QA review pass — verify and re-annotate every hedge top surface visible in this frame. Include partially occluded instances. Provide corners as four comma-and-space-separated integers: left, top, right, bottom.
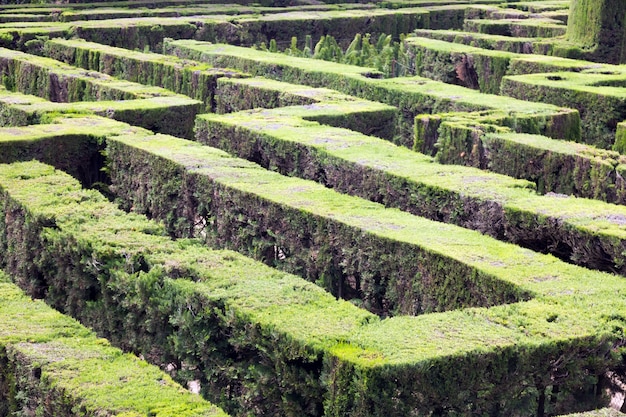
0, 114, 149, 141
5, 160, 626, 373
165, 40, 577, 119
198, 108, 626, 279
111, 131, 626, 299
503, 71, 626, 98
0, 160, 376, 352
0, 272, 228, 417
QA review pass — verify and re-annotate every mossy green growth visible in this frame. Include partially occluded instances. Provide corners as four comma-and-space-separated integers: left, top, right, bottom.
463, 17, 567, 38
196, 108, 626, 275
614, 121, 626, 154
567, 0, 626, 64
0, 160, 375, 416
215, 76, 398, 140
0, 46, 187, 103
501, 71, 626, 149
405, 35, 614, 94
0, 275, 227, 417
0, 86, 202, 138
164, 40, 580, 145
1, 161, 626, 416
44, 38, 247, 111
413, 28, 539, 53
483, 131, 626, 201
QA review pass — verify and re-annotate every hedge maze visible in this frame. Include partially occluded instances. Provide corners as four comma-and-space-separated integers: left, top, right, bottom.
2, 0, 626, 416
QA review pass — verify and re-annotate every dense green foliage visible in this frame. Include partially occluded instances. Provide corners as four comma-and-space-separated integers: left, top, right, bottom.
0, 271, 227, 417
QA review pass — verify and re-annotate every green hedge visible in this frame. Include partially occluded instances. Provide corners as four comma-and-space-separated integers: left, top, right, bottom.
0, 159, 376, 417
44, 38, 247, 112
0, 47, 203, 138
566, 0, 626, 64
501, 71, 626, 150
215, 77, 398, 140
163, 39, 580, 147
405, 36, 608, 94
413, 28, 539, 53
106, 131, 545, 316
1, 159, 625, 416
0, 86, 202, 138
0, 115, 149, 187
196, 109, 626, 275
463, 17, 567, 38
0, 271, 228, 417
413, 111, 626, 204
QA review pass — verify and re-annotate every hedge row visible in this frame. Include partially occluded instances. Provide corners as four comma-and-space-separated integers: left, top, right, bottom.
44, 38, 246, 112
463, 17, 567, 38
0, 5, 463, 53
51, 3, 374, 23
404, 36, 626, 149
405, 36, 605, 94
163, 39, 580, 147
195, 104, 626, 275
413, 28, 541, 53
95, 127, 622, 416
40, 38, 399, 139
0, 86, 202, 138
0, 114, 147, 187
0, 271, 227, 417
0, 158, 374, 417
0, 47, 202, 137
1, 156, 625, 417
501, 71, 626, 150
106, 130, 533, 316
414, 111, 626, 204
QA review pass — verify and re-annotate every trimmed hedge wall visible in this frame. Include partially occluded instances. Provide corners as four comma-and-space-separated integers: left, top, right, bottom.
44, 38, 247, 112
195, 108, 626, 275
413, 111, 626, 205
0, 159, 375, 417
0, 48, 202, 138
405, 36, 609, 94
1, 159, 625, 417
214, 77, 398, 141
163, 39, 581, 147
501, 71, 626, 150
0, 272, 228, 417
107, 131, 535, 316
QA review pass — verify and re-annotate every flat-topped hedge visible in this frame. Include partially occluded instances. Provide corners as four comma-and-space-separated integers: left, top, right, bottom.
0, 271, 228, 417
463, 17, 567, 38
0, 115, 149, 187
107, 130, 535, 316
405, 36, 609, 94
214, 76, 398, 140
196, 107, 626, 274
0, 86, 201, 138
164, 39, 580, 146
502, 71, 626, 150
103, 126, 626, 317
413, 111, 626, 204
0, 47, 178, 101
0, 48, 202, 137
0, 159, 375, 416
1, 159, 626, 417
44, 38, 246, 111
